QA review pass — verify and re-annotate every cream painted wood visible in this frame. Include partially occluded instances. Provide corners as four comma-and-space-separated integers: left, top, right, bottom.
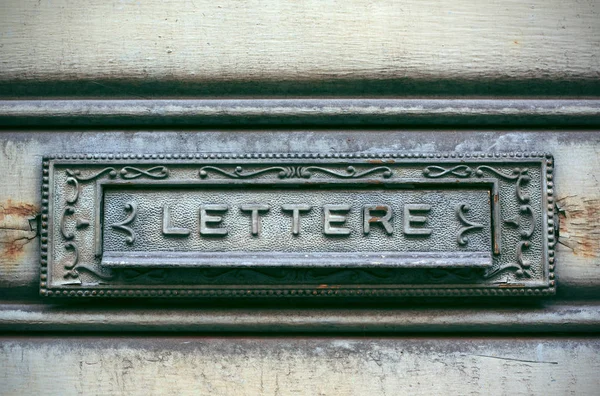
2, 337, 599, 395
0, 0, 598, 82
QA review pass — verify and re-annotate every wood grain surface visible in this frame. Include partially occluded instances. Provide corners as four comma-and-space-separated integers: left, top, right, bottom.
2, 337, 599, 395
0, 1, 598, 96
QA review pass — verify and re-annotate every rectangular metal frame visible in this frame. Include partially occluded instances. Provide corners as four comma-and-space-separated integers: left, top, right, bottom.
40, 152, 556, 299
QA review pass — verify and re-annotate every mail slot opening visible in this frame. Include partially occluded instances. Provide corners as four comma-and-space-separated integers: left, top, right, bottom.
100, 185, 493, 269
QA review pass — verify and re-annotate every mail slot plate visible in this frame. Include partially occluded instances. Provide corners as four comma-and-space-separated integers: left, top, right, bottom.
40, 152, 556, 298
101, 186, 492, 268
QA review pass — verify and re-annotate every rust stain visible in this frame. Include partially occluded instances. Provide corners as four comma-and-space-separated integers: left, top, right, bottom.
0, 200, 39, 263
499, 283, 525, 288
0, 199, 39, 223
2, 237, 31, 259
558, 196, 600, 258
316, 284, 341, 290
367, 159, 395, 164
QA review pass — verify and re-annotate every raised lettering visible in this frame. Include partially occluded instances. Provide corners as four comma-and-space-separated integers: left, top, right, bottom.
240, 204, 270, 236
281, 204, 312, 235
363, 204, 393, 235
403, 204, 432, 236
199, 204, 228, 235
162, 205, 190, 236
323, 204, 351, 235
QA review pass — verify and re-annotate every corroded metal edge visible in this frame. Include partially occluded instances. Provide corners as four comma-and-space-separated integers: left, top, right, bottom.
2, 99, 600, 126
40, 152, 557, 299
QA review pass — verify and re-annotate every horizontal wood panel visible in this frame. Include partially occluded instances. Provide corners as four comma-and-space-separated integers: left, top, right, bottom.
1, 302, 599, 333
2, 336, 599, 395
0, 113, 598, 301
1, 99, 600, 126
0, 1, 599, 96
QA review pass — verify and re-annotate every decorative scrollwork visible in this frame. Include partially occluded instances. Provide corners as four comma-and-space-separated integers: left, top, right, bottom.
423, 165, 472, 178
68, 265, 116, 281
75, 218, 90, 230
120, 166, 169, 179
199, 166, 294, 179
422, 163, 537, 280
456, 204, 484, 246
516, 241, 532, 277
297, 166, 392, 179
516, 172, 531, 203
190, 268, 299, 283
476, 167, 531, 203
123, 269, 167, 281
63, 242, 115, 280
484, 166, 534, 278
474, 166, 522, 180
110, 202, 138, 245
66, 167, 117, 182
63, 242, 79, 272
505, 205, 536, 239
65, 177, 80, 204
483, 241, 532, 279
198, 165, 392, 179
60, 206, 75, 240
519, 205, 535, 238
427, 268, 481, 282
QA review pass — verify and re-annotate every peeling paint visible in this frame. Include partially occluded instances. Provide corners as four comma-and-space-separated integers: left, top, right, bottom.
558, 197, 600, 258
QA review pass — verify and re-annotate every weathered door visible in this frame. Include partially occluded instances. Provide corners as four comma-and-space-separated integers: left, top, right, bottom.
1, 1, 599, 394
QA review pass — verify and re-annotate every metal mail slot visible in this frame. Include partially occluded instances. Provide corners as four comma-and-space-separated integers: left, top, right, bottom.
40, 152, 556, 299
101, 187, 493, 269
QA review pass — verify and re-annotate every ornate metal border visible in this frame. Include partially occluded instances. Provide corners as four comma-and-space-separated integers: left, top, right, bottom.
40, 151, 556, 298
